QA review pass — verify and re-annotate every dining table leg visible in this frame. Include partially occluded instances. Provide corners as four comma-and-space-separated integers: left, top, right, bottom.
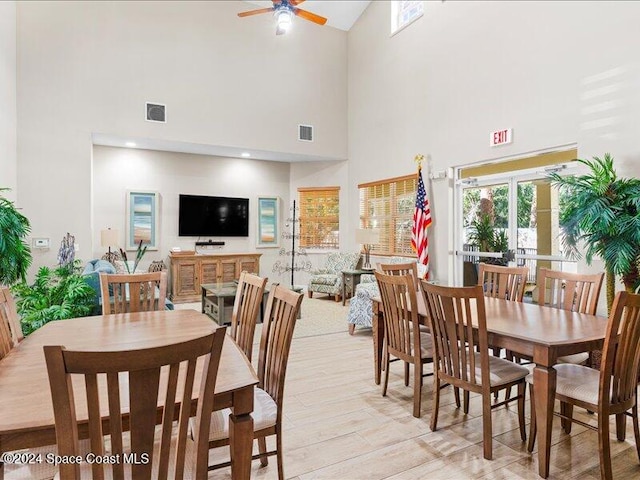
372, 302, 383, 385
229, 387, 255, 480
533, 364, 556, 478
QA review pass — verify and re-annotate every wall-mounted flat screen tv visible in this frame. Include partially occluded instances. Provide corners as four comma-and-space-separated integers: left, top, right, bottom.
178, 194, 249, 237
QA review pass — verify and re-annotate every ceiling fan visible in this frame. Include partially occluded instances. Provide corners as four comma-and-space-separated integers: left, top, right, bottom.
238, 0, 328, 35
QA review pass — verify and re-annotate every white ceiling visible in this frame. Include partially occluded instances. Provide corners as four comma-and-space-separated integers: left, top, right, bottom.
245, 1, 371, 31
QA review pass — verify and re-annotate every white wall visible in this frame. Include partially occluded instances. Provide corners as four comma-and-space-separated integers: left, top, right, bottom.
17, 1, 347, 271
0, 1, 16, 200
93, 145, 291, 283
347, 1, 640, 285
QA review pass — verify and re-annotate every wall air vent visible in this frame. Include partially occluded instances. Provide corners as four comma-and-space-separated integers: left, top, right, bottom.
298, 124, 313, 142
146, 102, 166, 123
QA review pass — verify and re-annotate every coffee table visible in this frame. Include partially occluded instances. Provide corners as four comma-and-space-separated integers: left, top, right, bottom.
201, 283, 302, 325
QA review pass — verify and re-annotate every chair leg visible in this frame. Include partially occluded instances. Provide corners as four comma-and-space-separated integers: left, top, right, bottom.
258, 437, 268, 467
616, 413, 626, 441
517, 382, 526, 441
382, 354, 390, 397
482, 393, 493, 460
454, 387, 461, 408
276, 432, 284, 480
632, 394, 640, 462
463, 390, 470, 415
560, 402, 573, 434
308, 291, 313, 298
413, 361, 422, 418
504, 386, 512, 402
405, 362, 410, 387
598, 413, 613, 480
348, 323, 356, 335
431, 377, 441, 431
492, 348, 501, 400
527, 384, 536, 453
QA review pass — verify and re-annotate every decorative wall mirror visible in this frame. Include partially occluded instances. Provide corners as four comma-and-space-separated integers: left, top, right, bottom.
126, 190, 159, 250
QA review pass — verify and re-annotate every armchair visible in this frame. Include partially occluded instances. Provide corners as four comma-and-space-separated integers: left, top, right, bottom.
307, 252, 361, 302
347, 257, 415, 334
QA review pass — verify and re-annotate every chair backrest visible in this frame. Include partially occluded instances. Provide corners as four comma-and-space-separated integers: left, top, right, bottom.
420, 281, 491, 392
44, 326, 226, 480
230, 271, 268, 361
599, 291, 640, 411
374, 271, 422, 363
477, 263, 528, 302
257, 285, 303, 414
324, 252, 361, 275
378, 262, 419, 290
537, 268, 604, 315
100, 271, 167, 314
0, 287, 22, 359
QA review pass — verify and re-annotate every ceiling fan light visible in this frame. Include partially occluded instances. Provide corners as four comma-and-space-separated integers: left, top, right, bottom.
276, 9, 292, 32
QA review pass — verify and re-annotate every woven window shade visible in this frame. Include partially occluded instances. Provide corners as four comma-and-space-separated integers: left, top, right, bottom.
358, 174, 417, 256
298, 187, 340, 249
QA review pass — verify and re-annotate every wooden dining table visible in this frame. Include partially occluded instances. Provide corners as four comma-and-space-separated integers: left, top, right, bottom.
372, 294, 608, 479
0, 309, 258, 480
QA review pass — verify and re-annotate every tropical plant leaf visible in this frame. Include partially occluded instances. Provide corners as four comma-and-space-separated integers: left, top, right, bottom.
12, 262, 95, 337
551, 154, 640, 295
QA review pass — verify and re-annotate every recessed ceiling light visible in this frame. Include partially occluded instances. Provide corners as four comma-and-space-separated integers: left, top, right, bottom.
125, 141, 137, 147
241, 152, 251, 158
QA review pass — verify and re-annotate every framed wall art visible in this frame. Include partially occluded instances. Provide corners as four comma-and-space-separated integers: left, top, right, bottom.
126, 190, 159, 250
257, 196, 279, 248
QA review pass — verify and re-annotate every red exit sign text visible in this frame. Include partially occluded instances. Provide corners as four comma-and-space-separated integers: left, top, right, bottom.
490, 128, 513, 147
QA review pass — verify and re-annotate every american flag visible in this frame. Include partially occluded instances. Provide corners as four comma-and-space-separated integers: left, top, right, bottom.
411, 167, 432, 272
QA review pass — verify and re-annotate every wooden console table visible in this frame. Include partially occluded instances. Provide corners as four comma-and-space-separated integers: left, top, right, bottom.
169, 252, 261, 303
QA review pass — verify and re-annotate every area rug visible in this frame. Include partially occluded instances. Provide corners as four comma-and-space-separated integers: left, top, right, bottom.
174, 295, 356, 339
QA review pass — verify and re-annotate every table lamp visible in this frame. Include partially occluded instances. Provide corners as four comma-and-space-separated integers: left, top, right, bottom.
355, 228, 380, 270
100, 228, 120, 264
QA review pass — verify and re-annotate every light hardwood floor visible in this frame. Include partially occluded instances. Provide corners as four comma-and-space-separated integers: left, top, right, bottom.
207, 328, 640, 480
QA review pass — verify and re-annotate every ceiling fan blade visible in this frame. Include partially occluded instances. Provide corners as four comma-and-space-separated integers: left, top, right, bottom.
289, 0, 306, 5
237, 7, 274, 18
292, 7, 327, 25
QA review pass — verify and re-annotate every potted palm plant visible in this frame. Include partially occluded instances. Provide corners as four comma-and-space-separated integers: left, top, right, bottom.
0, 189, 32, 285
468, 213, 509, 266
549, 154, 640, 311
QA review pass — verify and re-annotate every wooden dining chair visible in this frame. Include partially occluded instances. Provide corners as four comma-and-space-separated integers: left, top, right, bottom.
44, 326, 226, 480
477, 263, 529, 302
229, 271, 268, 361
527, 290, 640, 480
377, 262, 424, 385
375, 271, 433, 418
201, 284, 303, 480
99, 271, 167, 314
0, 286, 22, 359
537, 268, 604, 314
419, 280, 529, 460
478, 263, 529, 369
537, 268, 605, 365
378, 262, 420, 290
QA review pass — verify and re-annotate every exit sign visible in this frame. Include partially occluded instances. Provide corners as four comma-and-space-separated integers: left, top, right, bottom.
490, 128, 513, 147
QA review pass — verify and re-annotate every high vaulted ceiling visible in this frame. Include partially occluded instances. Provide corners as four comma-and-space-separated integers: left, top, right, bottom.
245, 1, 371, 31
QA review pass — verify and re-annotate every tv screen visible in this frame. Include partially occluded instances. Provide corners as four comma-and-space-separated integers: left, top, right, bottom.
179, 194, 249, 237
